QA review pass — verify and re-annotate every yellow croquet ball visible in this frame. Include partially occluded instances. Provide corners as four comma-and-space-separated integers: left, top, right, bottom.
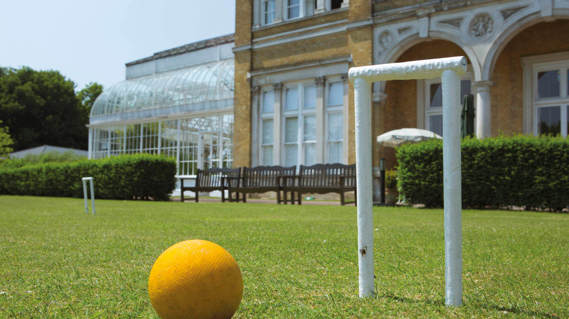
148, 240, 243, 319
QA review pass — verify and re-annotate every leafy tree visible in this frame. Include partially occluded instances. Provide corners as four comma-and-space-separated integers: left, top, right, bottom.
78, 82, 103, 116
0, 120, 13, 157
0, 67, 94, 150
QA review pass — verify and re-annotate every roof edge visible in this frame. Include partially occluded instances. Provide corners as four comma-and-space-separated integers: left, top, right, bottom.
126, 33, 235, 67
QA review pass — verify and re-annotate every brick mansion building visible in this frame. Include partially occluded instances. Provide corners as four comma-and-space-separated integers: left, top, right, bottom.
232, 0, 569, 169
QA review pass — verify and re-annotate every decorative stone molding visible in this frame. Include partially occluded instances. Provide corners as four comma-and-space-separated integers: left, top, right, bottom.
251, 85, 261, 94
469, 13, 494, 38
373, 0, 569, 80
500, 6, 528, 20
438, 17, 463, 29
376, 30, 395, 56
472, 80, 493, 91
273, 82, 283, 91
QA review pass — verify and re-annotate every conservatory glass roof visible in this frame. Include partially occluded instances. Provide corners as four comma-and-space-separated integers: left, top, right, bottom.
90, 59, 234, 125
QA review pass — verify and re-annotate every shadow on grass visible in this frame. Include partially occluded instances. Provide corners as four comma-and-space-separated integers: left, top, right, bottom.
379, 293, 443, 307
379, 293, 560, 318
484, 305, 560, 319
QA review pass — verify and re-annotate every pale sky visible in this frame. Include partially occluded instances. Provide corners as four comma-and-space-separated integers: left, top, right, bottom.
0, 0, 236, 90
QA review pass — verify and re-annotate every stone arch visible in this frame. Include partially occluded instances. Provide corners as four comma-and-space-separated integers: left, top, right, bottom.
379, 33, 482, 81
483, 12, 569, 81
373, 38, 475, 168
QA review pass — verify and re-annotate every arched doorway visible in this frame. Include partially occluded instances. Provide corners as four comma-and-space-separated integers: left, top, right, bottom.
373, 40, 472, 169
489, 19, 569, 137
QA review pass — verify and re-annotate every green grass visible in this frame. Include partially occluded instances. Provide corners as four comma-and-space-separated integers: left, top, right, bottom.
0, 196, 567, 318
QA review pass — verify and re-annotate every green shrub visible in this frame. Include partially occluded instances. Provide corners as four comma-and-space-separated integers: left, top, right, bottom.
385, 169, 398, 191
0, 154, 176, 200
0, 151, 85, 169
397, 135, 569, 211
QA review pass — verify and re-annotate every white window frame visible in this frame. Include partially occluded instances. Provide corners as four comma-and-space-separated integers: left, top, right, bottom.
532, 61, 569, 137
417, 74, 473, 136
523, 52, 569, 136
281, 82, 317, 166
256, 76, 346, 167
260, 88, 275, 165
262, 0, 276, 25
324, 77, 345, 164
285, 0, 303, 20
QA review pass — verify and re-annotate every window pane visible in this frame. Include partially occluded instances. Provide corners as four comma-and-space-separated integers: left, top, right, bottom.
262, 146, 273, 165
285, 87, 298, 111
327, 112, 343, 141
285, 145, 297, 166
262, 119, 273, 144
304, 85, 316, 109
262, 90, 274, 113
288, 0, 300, 18
538, 106, 561, 135
303, 115, 316, 141
265, 0, 275, 24
538, 70, 560, 98
304, 143, 316, 165
327, 82, 343, 106
429, 114, 443, 136
285, 117, 298, 143
430, 83, 442, 107
327, 142, 342, 163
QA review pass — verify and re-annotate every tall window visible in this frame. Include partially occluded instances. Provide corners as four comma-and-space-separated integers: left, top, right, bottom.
326, 81, 344, 163
263, 0, 275, 25
424, 78, 471, 136
281, 83, 317, 166
261, 89, 275, 165
258, 78, 345, 167
533, 62, 569, 136
287, 0, 301, 19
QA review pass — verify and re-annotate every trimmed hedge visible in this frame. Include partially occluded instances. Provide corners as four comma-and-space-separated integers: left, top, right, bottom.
0, 154, 176, 200
397, 136, 569, 211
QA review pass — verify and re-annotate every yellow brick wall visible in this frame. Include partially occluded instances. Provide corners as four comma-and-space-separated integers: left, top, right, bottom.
491, 20, 569, 136
349, 0, 372, 22
347, 25, 373, 163
235, 0, 252, 46
253, 11, 348, 39
252, 33, 348, 70
233, 0, 253, 167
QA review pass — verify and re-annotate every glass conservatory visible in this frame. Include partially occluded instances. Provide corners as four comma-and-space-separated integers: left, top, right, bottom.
88, 59, 234, 177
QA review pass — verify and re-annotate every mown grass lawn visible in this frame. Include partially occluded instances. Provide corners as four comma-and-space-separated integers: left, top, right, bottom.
0, 196, 567, 318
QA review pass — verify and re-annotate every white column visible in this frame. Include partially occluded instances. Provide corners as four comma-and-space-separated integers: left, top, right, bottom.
251, 86, 260, 166
274, 0, 284, 23
157, 121, 162, 155
197, 135, 204, 170
218, 116, 223, 168
354, 77, 375, 297
315, 0, 325, 13
299, 0, 305, 17
341, 0, 349, 8
88, 127, 93, 159
475, 81, 492, 138
139, 123, 144, 153
441, 70, 463, 307
176, 120, 181, 176
315, 77, 325, 163
106, 128, 111, 157
273, 83, 283, 164
122, 125, 127, 153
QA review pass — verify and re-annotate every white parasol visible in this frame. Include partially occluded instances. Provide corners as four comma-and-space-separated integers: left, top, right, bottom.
376, 128, 442, 148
